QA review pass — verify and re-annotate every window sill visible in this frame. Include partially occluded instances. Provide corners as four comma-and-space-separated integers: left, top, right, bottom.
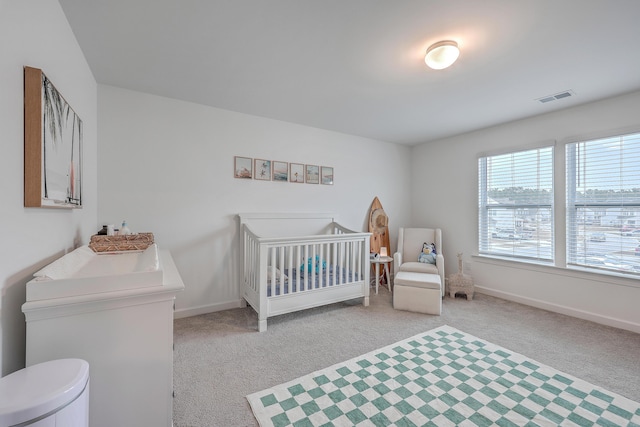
472, 254, 640, 289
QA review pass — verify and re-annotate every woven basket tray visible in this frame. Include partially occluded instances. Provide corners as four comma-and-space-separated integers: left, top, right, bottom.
89, 233, 154, 253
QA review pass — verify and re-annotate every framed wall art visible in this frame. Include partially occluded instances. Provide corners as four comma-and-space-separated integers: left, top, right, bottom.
305, 165, 319, 184
24, 66, 83, 208
234, 156, 335, 186
234, 156, 253, 179
272, 161, 288, 182
289, 163, 304, 183
321, 166, 334, 185
255, 159, 271, 181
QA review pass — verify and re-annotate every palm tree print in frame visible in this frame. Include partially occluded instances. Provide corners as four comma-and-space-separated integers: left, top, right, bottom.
24, 66, 82, 208
255, 159, 271, 181
289, 163, 304, 183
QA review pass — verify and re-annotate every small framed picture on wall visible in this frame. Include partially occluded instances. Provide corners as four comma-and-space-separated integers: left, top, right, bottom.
321, 166, 334, 185
234, 156, 253, 179
289, 163, 304, 183
305, 165, 319, 184
272, 161, 288, 182
254, 159, 271, 181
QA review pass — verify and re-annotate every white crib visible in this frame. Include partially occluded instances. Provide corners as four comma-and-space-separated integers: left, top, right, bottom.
239, 213, 371, 332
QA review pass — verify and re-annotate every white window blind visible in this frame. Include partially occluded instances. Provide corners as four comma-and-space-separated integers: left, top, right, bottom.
479, 146, 554, 262
566, 132, 640, 276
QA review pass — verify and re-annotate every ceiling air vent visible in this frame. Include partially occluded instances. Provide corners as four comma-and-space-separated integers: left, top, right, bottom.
536, 90, 575, 104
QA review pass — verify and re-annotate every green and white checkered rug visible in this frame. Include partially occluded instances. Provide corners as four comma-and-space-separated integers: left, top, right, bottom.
247, 325, 640, 426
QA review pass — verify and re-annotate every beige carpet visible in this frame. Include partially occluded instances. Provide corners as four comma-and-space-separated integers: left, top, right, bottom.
173, 289, 640, 427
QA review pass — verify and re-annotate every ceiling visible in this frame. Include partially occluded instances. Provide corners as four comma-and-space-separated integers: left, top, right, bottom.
58, 0, 640, 145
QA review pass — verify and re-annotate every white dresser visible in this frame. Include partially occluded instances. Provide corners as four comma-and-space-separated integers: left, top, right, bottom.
22, 249, 184, 427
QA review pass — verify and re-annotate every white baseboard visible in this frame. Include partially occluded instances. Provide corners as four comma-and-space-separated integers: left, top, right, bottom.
174, 299, 245, 319
475, 286, 640, 334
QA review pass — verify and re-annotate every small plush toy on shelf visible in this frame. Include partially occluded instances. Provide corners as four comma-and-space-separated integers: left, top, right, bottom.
418, 242, 437, 264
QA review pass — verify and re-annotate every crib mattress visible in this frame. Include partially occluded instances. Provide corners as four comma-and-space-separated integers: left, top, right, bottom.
267, 266, 361, 297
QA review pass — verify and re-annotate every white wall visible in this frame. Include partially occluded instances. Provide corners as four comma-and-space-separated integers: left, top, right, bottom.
98, 85, 412, 317
0, 1, 97, 375
411, 90, 640, 333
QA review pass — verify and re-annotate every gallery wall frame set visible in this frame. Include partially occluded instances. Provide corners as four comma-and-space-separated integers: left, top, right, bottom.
24, 66, 83, 208
234, 156, 333, 185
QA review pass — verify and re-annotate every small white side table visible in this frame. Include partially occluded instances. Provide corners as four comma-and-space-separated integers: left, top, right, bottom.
371, 256, 393, 294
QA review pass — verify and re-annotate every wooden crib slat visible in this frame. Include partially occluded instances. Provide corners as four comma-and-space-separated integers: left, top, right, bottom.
254, 239, 259, 292
351, 241, 356, 281
303, 245, 309, 291
348, 241, 352, 282
323, 242, 329, 287
317, 244, 322, 288
298, 244, 302, 290
243, 233, 248, 287
332, 242, 337, 287
340, 242, 345, 285
279, 246, 285, 294
357, 241, 362, 280
270, 248, 277, 296
347, 241, 352, 283
287, 245, 293, 294
249, 235, 255, 292
313, 245, 318, 290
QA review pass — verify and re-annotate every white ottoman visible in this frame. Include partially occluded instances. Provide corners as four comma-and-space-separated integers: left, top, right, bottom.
393, 271, 442, 315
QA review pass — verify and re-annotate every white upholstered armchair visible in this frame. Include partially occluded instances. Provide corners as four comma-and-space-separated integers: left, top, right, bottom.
393, 228, 445, 295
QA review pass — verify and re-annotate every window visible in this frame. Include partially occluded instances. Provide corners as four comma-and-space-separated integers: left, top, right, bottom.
479, 146, 554, 262
566, 132, 640, 275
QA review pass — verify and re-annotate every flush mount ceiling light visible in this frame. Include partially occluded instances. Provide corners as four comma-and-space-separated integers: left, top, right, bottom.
424, 40, 460, 70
